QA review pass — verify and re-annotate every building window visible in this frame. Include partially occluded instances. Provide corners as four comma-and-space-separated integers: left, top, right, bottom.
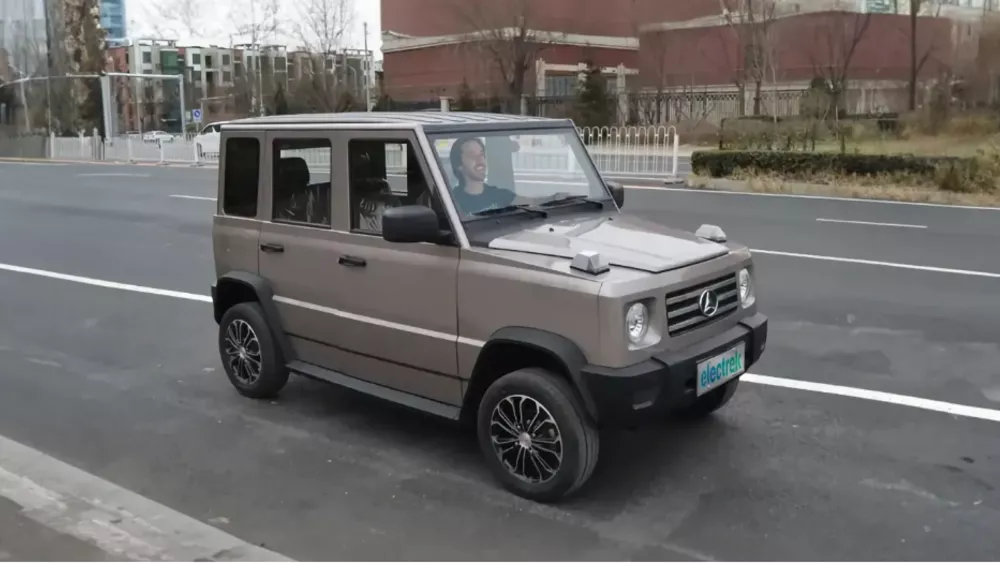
142, 50, 152, 63
223, 71, 232, 83
192, 53, 201, 65
545, 75, 577, 97
222, 54, 231, 66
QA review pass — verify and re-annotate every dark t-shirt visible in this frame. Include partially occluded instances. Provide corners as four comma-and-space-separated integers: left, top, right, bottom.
451, 183, 517, 216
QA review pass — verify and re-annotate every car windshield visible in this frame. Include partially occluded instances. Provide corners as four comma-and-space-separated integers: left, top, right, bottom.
425, 128, 610, 221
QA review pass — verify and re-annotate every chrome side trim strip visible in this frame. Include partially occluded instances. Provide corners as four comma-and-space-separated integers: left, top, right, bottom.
274, 296, 486, 348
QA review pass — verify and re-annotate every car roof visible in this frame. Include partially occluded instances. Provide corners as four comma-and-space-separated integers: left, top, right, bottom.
221, 111, 574, 134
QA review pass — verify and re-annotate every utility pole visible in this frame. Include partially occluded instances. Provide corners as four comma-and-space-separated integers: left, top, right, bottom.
363, 22, 372, 111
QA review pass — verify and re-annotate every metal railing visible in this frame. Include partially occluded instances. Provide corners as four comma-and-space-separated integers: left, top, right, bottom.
38, 125, 681, 181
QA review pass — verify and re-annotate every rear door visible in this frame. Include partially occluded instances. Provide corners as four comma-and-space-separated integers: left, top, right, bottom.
213, 133, 265, 280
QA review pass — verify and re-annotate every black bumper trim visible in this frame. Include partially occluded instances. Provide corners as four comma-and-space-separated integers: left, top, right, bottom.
580, 313, 768, 426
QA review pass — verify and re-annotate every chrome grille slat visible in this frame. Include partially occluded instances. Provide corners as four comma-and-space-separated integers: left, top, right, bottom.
665, 276, 736, 306
666, 273, 739, 336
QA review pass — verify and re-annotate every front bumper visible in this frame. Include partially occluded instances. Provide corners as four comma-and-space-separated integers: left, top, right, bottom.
579, 313, 768, 427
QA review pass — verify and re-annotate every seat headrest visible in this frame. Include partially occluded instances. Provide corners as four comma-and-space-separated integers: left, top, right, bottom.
277, 157, 310, 187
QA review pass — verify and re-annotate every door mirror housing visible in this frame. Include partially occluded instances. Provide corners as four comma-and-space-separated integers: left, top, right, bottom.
382, 205, 445, 243
607, 181, 625, 208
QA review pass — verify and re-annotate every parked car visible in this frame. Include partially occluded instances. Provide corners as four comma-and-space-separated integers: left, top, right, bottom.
142, 130, 175, 144
210, 112, 767, 503
193, 122, 226, 158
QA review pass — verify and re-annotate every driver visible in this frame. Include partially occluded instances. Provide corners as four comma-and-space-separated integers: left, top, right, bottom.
448, 136, 517, 215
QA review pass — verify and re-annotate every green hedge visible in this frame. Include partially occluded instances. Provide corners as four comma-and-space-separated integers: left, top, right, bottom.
691, 150, 966, 179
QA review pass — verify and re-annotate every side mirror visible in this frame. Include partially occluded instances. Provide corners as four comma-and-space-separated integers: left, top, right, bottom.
607, 181, 625, 208
382, 205, 445, 244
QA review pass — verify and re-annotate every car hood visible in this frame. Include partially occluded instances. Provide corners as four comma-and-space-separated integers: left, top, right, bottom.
487, 214, 730, 273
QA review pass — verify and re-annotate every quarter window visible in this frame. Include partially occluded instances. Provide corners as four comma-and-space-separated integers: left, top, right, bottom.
222, 137, 260, 218
271, 138, 332, 228
348, 139, 442, 235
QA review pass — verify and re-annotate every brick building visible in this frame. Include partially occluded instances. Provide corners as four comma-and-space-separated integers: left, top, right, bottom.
380, 0, 648, 101
635, 0, 997, 116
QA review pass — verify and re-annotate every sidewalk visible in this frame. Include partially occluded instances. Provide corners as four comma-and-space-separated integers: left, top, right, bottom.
0, 498, 115, 561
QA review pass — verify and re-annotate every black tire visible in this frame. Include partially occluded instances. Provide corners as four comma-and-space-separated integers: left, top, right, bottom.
674, 378, 740, 419
477, 368, 599, 503
218, 301, 289, 399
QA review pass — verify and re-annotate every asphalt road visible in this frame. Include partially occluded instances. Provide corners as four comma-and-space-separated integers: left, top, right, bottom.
0, 161, 998, 560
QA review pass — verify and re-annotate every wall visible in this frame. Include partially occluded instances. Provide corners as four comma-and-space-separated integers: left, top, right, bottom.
382, 0, 640, 38
639, 11, 958, 88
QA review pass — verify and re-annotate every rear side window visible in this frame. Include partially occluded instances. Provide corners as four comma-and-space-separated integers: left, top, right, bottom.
222, 137, 260, 217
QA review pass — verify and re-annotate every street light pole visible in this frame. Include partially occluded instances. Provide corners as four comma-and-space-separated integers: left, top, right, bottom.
363, 22, 372, 112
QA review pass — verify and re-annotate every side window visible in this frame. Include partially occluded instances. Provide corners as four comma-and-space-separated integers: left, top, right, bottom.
348, 139, 441, 235
222, 137, 260, 218
271, 138, 332, 228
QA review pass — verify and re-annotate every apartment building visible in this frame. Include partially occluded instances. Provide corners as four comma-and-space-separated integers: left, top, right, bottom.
99, 0, 127, 44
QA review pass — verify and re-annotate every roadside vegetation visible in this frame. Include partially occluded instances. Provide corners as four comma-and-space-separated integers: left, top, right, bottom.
692, 106, 1000, 205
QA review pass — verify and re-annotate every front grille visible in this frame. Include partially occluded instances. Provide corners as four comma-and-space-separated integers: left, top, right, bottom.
665, 273, 739, 336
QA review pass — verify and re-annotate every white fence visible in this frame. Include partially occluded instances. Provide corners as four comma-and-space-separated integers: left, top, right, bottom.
45, 125, 681, 180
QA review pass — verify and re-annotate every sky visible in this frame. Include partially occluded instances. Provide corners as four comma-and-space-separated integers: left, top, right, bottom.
125, 0, 383, 57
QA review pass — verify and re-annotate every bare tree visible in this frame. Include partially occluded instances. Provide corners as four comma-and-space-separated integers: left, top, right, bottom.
292, 0, 354, 112
808, 10, 873, 118
451, 0, 565, 110
719, 0, 779, 116
143, 0, 218, 40
906, 0, 946, 110
229, 0, 282, 115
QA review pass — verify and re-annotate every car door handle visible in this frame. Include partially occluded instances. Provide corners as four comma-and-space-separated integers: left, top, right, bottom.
260, 242, 284, 253
338, 255, 366, 267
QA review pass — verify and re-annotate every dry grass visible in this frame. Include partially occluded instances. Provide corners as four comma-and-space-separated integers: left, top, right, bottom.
809, 134, 1000, 158
687, 173, 1000, 207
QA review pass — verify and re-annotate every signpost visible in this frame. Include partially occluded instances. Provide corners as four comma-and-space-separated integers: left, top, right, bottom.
192, 108, 203, 123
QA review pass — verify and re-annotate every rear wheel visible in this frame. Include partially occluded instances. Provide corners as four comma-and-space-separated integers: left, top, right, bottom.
674, 378, 740, 419
218, 302, 289, 399
477, 368, 599, 503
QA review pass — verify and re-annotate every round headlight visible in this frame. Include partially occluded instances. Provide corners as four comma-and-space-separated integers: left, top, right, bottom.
625, 302, 649, 344
738, 268, 755, 308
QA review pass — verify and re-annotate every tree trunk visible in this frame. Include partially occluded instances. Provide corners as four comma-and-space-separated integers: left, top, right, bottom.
908, 3, 918, 110
753, 79, 762, 116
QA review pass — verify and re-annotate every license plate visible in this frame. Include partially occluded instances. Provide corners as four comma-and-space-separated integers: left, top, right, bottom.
696, 342, 746, 396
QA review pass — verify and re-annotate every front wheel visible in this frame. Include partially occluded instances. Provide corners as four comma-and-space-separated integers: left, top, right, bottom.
477, 368, 599, 503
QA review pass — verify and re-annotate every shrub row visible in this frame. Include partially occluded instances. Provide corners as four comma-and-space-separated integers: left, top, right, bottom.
691, 150, 964, 180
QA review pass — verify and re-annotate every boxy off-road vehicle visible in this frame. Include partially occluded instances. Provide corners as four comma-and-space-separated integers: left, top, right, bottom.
211, 112, 767, 502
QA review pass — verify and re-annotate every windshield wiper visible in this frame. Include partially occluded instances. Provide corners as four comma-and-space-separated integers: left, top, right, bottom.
538, 194, 608, 209
470, 204, 548, 218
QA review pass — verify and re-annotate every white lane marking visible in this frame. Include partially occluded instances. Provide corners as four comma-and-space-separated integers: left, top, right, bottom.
1, 261, 999, 424
742, 374, 1000, 423
0, 433, 292, 561
815, 218, 928, 229
170, 194, 216, 201
625, 184, 1000, 211
78, 173, 151, 178
750, 249, 1000, 279
0, 262, 211, 302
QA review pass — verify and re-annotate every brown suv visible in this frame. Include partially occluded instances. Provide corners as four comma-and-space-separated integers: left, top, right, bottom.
211, 112, 767, 502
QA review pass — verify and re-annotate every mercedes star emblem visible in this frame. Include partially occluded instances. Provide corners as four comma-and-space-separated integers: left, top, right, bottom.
698, 289, 720, 317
